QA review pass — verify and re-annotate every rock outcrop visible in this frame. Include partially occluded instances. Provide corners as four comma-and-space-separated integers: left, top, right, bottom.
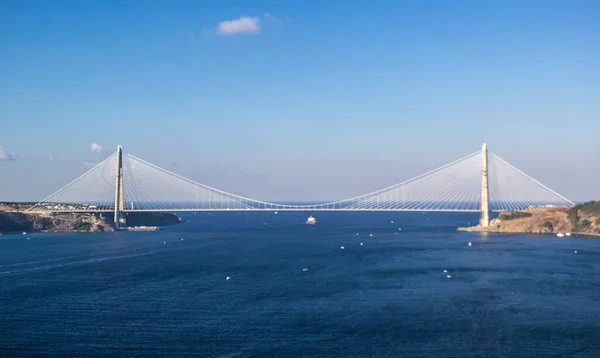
0, 211, 181, 234
458, 201, 600, 236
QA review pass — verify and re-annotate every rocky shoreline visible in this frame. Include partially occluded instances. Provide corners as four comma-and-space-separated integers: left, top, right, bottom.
458, 201, 600, 236
0, 211, 182, 234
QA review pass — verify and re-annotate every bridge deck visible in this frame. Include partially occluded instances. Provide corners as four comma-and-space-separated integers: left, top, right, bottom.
24, 208, 524, 214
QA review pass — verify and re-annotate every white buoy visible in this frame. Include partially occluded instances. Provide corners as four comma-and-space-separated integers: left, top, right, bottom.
446, 275, 452, 279
391, 220, 394, 224
468, 242, 472, 246
398, 228, 401, 231
443, 270, 447, 273
274, 211, 278, 214
226, 276, 230, 280
340, 246, 345, 250
22, 232, 26, 235
360, 242, 363, 246
369, 234, 373, 237
356, 233, 359, 235
574, 250, 578, 254
27, 237, 30, 240
181, 238, 184, 241
163, 242, 166, 244
302, 268, 308, 272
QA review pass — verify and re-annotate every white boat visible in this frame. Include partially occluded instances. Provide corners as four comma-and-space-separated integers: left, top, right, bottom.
556, 233, 565, 237
306, 216, 317, 225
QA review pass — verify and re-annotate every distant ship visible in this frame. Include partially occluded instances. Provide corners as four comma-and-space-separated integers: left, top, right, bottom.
306, 216, 317, 225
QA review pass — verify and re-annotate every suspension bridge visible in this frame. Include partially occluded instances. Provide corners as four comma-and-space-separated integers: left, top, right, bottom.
26, 144, 574, 229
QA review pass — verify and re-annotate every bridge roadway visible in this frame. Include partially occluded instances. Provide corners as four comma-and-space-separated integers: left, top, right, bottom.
25, 208, 508, 213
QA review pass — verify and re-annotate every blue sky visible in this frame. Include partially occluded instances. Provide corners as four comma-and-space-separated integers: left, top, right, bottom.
1, 0, 599, 202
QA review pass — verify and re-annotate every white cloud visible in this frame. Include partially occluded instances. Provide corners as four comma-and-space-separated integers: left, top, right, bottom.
202, 13, 289, 38
0, 146, 15, 161
90, 143, 103, 153
217, 15, 261, 36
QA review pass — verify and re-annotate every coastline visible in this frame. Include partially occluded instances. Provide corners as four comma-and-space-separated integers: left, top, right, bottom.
457, 201, 600, 237
0, 211, 182, 234
458, 226, 600, 237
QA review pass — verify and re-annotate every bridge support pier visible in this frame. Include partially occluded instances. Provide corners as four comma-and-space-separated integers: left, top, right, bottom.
114, 145, 125, 230
480, 143, 490, 227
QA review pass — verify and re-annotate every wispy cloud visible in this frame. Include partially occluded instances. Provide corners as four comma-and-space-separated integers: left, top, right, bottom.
0, 146, 15, 161
217, 15, 261, 36
89, 143, 103, 153
263, 12, 281, 24
82, 160, 100, 169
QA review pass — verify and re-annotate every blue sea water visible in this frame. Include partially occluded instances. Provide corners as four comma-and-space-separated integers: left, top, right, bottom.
1, 212, 600, 357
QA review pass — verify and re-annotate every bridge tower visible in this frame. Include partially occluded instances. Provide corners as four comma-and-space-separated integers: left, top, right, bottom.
480, 143, 490, 227
114, 145, 125, 229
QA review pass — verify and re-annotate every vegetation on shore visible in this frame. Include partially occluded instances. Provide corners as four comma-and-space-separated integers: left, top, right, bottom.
72, 219, 93, 232
497, 211, 532, 220
568, 201, 600, 228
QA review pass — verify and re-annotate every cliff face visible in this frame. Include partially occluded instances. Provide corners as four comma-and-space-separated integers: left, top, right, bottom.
459, 201, 600, 236
37, 213, 115, 232
0, 211, 181, 234
0, 212, 115, 233
566, 201, 600, 234
0, 212, 33, 232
